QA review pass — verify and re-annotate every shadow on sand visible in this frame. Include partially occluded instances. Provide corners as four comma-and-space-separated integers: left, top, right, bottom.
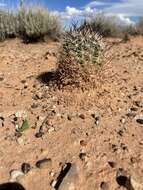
0, 182, 26, 190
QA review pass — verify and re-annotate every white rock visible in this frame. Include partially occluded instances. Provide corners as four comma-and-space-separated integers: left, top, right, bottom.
10, 170, 24, 182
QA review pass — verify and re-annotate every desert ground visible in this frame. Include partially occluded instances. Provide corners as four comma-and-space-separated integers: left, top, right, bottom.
0, 37, 143, 190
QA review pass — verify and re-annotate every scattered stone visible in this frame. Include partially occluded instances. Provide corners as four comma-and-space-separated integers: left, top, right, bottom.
54, 163, 79, 190
15, 132, 22, 138
80, 140, 87, 146
134, 101, 143, 108
36, 158, 52, 169
0, 77, 4, 81
126, 112, 136, 118
35, 132, 44, 138
10, 170, 24, 182
16, 137, 24, 145
21, 80, 26, 84
116, 168, 128, 186
79, 153, 87, 161
135, 116, 143, 125
94, 116, 100, 125
67, 115, 72, 121
79, 114, 85, 120
100, 181, 109, 190
108, 161, 116, 168
21, 163, 31, 174
130, 107, 138, 112
31, 103, 39, 109
129, 175, 143, 190
48, 127, 55, 134
120, 117, 126, 124
51, 179, 57, 188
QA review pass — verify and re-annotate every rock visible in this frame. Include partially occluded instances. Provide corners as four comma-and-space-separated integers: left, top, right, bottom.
135, 115, 143, 125
120, 117, 126, 124
31, 103, 39, 109
67, 115, 72, 121
21, 163, 31, 174
129, 107, 138, 112
10, 170, 24, 182
79, 153, 87, 161
16, 137, 24, 145
48, 127, 55, 134
80, 140, 87, 147
100, 182, 109, 190
15, 132, 22, 138
35, 132, 44, 138
129, 175, 142, 190
108, 161, 116, 168
116, 168, 129, 186
134, 101, 143, 108
79, 114, 85, 120
36, 158, 52, 169
56, 163, 79, 190
0, 77, 4, 81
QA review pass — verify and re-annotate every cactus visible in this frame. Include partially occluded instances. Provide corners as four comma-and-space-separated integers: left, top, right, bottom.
61, 24, 104, 65
54, 25, 104, 89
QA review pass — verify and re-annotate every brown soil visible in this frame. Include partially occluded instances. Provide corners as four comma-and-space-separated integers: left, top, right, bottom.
0, 37, 143, 190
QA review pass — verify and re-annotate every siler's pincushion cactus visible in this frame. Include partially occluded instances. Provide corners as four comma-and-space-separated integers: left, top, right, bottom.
61, 24, 104, 65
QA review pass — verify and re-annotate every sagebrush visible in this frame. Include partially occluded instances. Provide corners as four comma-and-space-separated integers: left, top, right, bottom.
0, 6, 61, 42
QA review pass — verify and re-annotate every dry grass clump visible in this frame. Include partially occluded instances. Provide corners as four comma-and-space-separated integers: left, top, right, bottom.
0, 6, 61, 42
0, 10, 17, 41
17, 6, 61, 42
53, 25, 104, 90
80, 14, 137, 38
83, 14, 121, 37
136, 17, 143, 35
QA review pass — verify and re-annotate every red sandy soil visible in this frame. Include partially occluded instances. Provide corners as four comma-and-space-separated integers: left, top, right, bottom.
0, 37, 143, 190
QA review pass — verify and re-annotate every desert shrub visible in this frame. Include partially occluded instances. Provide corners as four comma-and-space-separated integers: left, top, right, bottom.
81, 14, 121, 37
136, 17, 143, 35
17, 6, 61, 42
0, 6, 61, 42
54, 25, 104, 89
0, 10, 17, 41
122, 24, 137, 36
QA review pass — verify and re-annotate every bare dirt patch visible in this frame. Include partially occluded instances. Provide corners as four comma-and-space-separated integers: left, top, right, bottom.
0, 38, 143, 190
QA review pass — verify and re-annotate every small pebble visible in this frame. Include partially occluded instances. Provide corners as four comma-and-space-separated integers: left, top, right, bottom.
35, 132, 43, 138
80, 140, 87, 146
10, 170, 24, 182
108, 161, 116, 168
79, 114, 85, 119
36, 158, 52, 169
21, 163, 31, 174
100, 181, 109, 190
31, 103, 39, 109
79, 153, 87, 161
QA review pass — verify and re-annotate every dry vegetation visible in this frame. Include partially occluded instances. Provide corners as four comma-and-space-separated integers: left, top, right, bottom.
0, 5, 61, 42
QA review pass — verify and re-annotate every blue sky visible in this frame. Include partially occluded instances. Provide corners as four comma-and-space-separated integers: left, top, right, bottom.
0, 0, 142, 24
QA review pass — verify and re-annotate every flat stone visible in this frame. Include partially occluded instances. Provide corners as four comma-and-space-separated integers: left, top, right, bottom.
36, 158, 52, 169
58, 164, 79, 190
10, 170, 24, 182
